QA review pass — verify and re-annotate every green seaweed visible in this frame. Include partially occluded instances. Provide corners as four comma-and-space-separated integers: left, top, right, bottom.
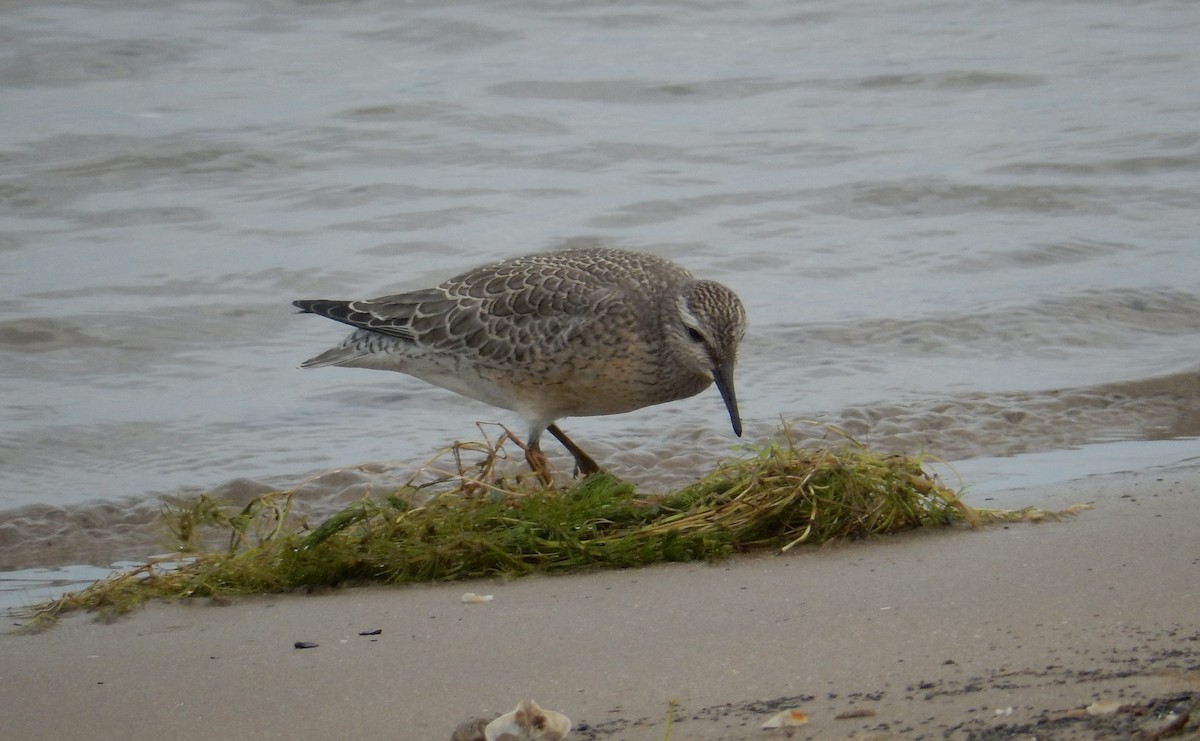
22, 423, 1060, 630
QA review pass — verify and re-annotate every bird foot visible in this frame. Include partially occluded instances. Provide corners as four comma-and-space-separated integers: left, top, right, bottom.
523, 446, 557, 488
546, 423, 605, 480
570, 455, 603, 479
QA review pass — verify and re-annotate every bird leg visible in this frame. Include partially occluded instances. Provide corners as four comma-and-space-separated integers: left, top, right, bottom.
547, 423, 604, 478
522, 439, 557, 488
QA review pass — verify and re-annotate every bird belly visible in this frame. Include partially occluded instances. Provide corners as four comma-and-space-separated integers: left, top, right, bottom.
489, 358, 713, 421
317, 343, 522, 412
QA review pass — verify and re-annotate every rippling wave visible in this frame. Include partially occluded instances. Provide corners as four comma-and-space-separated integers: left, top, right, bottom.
1, 0, 1197, 573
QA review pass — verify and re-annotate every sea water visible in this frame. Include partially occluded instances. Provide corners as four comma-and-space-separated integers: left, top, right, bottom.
2, 0, 1198, 604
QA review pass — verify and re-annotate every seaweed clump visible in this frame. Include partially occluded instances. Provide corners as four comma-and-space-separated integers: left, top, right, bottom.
26, 425, 988, 628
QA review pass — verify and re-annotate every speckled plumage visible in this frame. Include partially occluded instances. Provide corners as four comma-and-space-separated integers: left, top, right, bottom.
294, 247, 746, 480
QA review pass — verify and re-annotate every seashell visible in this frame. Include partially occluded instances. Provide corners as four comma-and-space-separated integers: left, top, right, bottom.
760, 709, 809, 729
1086, 699, 1122, 716
485, 699, 570, 740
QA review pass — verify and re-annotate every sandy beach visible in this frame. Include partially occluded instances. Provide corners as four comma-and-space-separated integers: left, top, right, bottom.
3, 465, 1198, 741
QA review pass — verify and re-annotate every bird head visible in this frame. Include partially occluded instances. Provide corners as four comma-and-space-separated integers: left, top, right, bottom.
669, 279, 747, 436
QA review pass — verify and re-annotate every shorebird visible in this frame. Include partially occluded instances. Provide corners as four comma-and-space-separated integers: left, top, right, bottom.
294, 247, 746, 483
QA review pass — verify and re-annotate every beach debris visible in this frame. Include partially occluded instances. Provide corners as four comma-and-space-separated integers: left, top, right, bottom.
358, 628, 382, 636
1063, 695, 1199, 738
462, 592, 494, 604
834, 708, 876, 719
1085, 699, 1123, 716
450, 717, 489, 741
1139, 706, 1193, 740
293, 641, 318, 649
484, 699, 571, 740
761, 708, 809, 733
29, 423, 1023, 628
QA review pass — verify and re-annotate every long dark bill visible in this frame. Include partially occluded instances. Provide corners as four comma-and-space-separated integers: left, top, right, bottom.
712, 363, 742, 437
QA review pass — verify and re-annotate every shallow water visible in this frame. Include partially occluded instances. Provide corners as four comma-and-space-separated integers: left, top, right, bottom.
1, 0, 1198, 579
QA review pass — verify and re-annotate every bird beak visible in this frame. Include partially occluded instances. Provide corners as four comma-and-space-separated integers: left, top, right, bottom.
712, 363, 742, 437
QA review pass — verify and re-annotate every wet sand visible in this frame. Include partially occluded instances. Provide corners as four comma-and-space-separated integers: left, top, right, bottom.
3, 467, 1199, 740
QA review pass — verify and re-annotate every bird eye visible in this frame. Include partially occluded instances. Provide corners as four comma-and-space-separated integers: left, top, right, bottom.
686, 327, 705, 343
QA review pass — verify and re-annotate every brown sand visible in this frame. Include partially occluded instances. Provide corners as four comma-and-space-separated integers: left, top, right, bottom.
3, 467, 1199, 740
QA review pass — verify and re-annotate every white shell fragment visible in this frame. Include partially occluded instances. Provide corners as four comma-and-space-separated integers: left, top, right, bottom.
461, 592, 495, 603
485, 699, 571, 741
760, 709, 809, 729
1086, 699, 1123, 716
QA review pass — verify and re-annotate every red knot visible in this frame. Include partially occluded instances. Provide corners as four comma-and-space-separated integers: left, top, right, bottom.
294, 247, 746, 483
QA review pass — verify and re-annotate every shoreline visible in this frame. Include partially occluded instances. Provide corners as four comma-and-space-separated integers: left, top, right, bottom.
3, 466, 1198, 740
